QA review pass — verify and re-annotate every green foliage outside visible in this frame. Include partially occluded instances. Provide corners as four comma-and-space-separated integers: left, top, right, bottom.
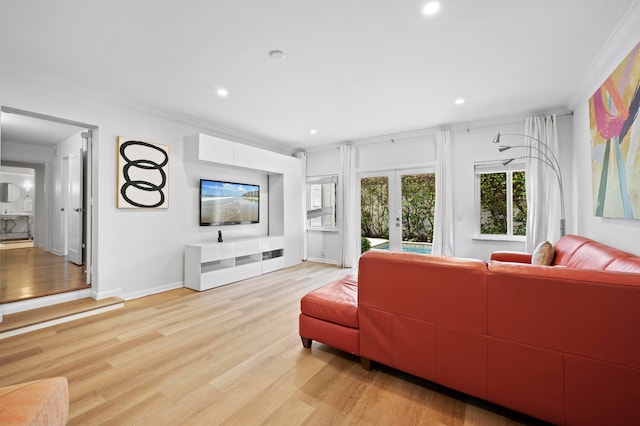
360, 173, 436, 243
480, 171, 527, 235
361, 236, 371, 253
512, 171, 527, 236
401, 174, 436, 242
361, 177, 389, 239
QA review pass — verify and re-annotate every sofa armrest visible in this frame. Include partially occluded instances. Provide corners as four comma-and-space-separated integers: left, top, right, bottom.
490, 251, 532, 263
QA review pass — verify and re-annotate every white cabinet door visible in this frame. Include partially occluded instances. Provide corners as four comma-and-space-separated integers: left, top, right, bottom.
262, 150, 284, 173
234, 143, 262, 170
199, 134, 234, 164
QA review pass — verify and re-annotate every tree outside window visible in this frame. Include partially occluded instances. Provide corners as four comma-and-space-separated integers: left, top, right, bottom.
477, 163, 527, 238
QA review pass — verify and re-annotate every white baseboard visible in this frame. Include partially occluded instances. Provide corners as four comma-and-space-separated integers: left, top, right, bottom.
121, 281, 184, 301
92, 288, 123, 300
307, 257, 340, 265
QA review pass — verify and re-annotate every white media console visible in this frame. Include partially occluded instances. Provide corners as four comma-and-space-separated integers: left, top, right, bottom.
183, 132, 303, 291
184, 236, 285, 291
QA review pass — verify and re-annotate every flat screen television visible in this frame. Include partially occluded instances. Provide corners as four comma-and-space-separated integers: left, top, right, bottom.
199, 179, 260, 226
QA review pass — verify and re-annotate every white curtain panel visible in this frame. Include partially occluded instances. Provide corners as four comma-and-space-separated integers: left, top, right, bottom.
295, 151, 308, 261
525, 115, 561, 251
432, 130, 455, 256
338, 144, 358, 268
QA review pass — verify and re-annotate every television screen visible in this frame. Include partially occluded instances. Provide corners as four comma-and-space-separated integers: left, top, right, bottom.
200, 179, 260, 226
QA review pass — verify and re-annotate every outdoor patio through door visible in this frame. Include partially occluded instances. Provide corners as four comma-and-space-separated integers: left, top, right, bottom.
360, 168, 435, 254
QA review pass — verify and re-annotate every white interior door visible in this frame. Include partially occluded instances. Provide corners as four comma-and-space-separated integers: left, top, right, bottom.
67, 149, 83, 265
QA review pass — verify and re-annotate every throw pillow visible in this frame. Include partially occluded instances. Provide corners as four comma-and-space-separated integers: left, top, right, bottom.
531, 241, 554, 265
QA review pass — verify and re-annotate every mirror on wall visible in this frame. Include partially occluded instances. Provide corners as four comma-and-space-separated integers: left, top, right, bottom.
0, 182, 22, 203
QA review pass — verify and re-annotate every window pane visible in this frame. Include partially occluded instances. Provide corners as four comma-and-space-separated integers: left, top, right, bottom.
306, 179, 337, 229
480, 173, 507, 234
401, 173, 435, 243
308, 184, 321, 210
512, 171, 527, 236
360, 176, 389, 239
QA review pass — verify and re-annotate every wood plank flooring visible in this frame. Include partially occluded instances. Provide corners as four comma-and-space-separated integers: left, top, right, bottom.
0, 261, 542, 425
0, 247, 89, 304
0, 297, 124, 336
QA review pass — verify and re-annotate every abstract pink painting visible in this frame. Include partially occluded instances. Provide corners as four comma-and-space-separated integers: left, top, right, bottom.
589, 41, 640, 219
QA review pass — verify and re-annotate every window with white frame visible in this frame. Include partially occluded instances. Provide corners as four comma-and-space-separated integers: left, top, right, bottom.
306, 176, 337, 230
475, 161, 527, 239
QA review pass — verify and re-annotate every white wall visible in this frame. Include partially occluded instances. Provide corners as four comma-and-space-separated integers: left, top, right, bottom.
306, 149, 340, 263
0, 66, 290, 301
570, 9, 640, 255
306, 135, 436, 264
305, 115, 575, 263
451, 116, 573, 260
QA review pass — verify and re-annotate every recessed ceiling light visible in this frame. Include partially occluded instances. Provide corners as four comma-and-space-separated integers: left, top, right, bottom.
217, 88, 229, 97
455, 98, 465, 105
269, 50, 286, 60
309, 129, 318, 135
422, 1, 440, 16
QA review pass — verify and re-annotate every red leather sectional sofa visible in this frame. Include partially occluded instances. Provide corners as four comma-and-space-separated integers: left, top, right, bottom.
300, 235, 640, 425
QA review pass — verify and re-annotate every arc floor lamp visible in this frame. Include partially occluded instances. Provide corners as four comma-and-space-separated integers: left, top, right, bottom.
492, 132, 566, 236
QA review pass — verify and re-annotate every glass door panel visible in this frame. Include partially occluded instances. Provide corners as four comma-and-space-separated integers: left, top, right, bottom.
360, 168, 434, 254
398, 170, 435, 254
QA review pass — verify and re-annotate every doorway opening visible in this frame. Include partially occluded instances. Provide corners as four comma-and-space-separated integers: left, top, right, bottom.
360, 168, 435, 255
0, 107, 96, 304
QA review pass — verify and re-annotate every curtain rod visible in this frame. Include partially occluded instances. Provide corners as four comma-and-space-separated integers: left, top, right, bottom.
453, 111, 574, 134
330, 111, 574, 150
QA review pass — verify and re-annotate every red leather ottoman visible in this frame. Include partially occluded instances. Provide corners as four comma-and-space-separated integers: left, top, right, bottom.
299, 274, 360, 356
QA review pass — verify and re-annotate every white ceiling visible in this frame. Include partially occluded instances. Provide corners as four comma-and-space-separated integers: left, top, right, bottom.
0, 1, 636, 151
1, 112, 86, 146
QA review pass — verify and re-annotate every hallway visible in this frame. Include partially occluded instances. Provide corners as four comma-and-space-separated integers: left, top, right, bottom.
0, 247, 88, 304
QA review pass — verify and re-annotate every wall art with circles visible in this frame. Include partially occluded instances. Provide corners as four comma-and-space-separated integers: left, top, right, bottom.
117, 137, 169, 209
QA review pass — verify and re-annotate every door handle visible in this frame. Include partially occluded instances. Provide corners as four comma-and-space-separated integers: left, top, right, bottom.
74, 208, 82, 213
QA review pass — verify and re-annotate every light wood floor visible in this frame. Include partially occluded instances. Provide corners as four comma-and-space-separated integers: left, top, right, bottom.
0, 261, 541, 425
0, 247, 89, 304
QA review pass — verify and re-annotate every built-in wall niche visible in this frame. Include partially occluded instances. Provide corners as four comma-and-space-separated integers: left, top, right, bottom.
183, 133, 303, 287
196, 166, 270, 238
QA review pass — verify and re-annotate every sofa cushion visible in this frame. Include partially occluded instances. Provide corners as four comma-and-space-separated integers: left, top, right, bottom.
605, 256, 640, 274
300, 274, 358, 328
553, 235, 633, 271
0, 377, 69, 426
531, 241, 554, 265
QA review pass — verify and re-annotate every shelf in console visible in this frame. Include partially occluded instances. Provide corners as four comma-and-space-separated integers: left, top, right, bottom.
184, 235, 285, 291
201, 258, 234, 273
235, 253, 262, 266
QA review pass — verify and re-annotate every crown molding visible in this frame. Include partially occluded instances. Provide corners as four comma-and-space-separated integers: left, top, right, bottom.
302, 106, 572, 154
567, 0, 640, 109
0, 61, 292, 155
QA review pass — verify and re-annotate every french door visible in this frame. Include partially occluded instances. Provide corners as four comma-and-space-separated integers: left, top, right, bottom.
359, 168, 435, 252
